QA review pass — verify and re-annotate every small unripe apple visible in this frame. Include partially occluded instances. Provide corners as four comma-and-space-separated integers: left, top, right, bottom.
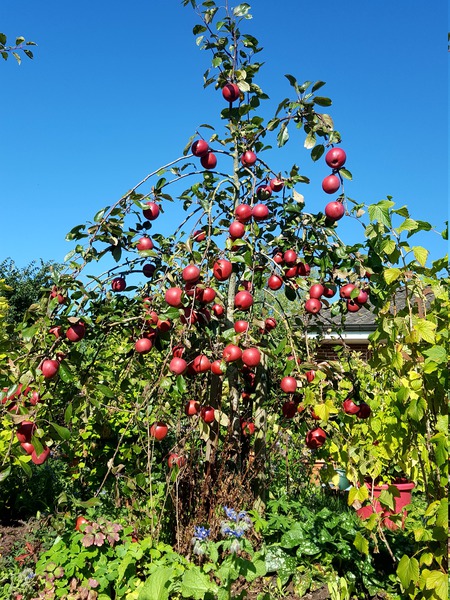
223, 344, 242, 362
150, 422, 168, 441
322, 174, 341, 194
242, 347, 261, 367
191, 139, 209, 157
40, 359, 60, 379
281, 376, 297, 393
169, 357, 187, 375
165, 287, 183, 308
234, 320, 249, 333
325, 201, 345, 221
200, 152, 217, 170
268, 274, 283, 290
305, 298, 322, 314
252, 203, 269, 221
213, 259, 233, 281
235, 204, 253, 223
229, 221, 245, 239
269, 177, 284, 192
182, 264, 201, 283
111, 277, 126, 292
325, 147, 346, 169
240, 151, 257, 167
222, 82, 240, 103
136, 237, 154, 251
142, 202, 160, 220
234, 291, 253, 310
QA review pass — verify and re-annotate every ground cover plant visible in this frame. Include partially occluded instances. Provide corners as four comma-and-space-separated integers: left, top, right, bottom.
0, 2, 447, 599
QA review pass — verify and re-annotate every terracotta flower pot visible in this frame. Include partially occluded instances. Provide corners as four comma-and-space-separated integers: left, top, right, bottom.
357, 481, 415, 530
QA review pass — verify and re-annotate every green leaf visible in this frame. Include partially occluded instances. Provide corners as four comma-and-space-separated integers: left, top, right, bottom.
339, 167, 352, 180
311, 80, 326, 92
368, 201, 393, 228
424, 570, 448, 599
313, 96, 332, 107
412, 317, 436, 344
304, 132, 316, 149
277, 123, 289, 147
353, 532, 369, 555
58, 363, 74, 383
181, 567, 217, 599
97, 384, 115, 398
383, 268, 402, 284
280, 526, 305, 548
397, 555, 419, 590
233, 3, 251, 17
51, 422, 71, 441
94, 208, 106, 222
0, 33, 6, 45
310, 144, 324, 162
412, 245, 429, 267
64, 403, 73, 424
21, 323, 39, 340
406, 396, 427, 421
264, 547, 296, 585
423, 345, 447, 364
139, 567, 172, 600
0, 466, 11, 482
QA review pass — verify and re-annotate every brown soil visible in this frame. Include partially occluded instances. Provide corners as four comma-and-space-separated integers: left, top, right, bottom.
0, 519, 42, 563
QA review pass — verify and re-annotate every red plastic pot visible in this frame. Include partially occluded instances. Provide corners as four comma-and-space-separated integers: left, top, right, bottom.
357, 481, 415, 530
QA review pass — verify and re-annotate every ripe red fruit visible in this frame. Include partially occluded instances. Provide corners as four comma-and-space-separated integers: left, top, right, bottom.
198, 287, 216, 304
234, 291, 253, 310
168, 453, 186, 468
283, 250, 297, 266
325, 201, 345, 221
49, 325, 62, 338
357, 403, 372, 419
323, 284, 336, 298
31, 446, 50, 465
347, 299, 361, 313
222, 82, 240, 103
135, 338, 153, 354
185, 400, 200, 416
28, 391, 40, 406
142, 202, 160, 220
284, 266, 298, 279
339, 283, 356, 299
16, 421, 36, 444
305, 298, 322, 314
242, 347, 261, 367
182, 264, 201, 283
264, 317, 277, 331
268, 274, 283, 290
281, 376, 297, 393
192, 354, 211, 373
229, 221, 245, 239
169, 357, 188, 375
172, 344, 185, 358
256, 185, 272, 200
50, 287, 66, 304
150, 422, 168, 441
40, 359, 60, 379
235, 204, 253, 223
137, 237, 154, 251
165, 287, 183, 308
240, 151, 257, 167
305, 427, 327, 449
322, 174, 341, 194
325, 147, 346, 169
234, 320, 249, 334
19, 442, 33, 456
241, 421, 255, 436
211, 360, 225, 375
309, 284, 325, 299
342, 398, 360, 415
252, 203, 269, 221
193, 229, 206, 242
305, 370, 316, 383
269, 177, 284, 192
66, 323, 86, 342
297, 262, 311, 277
273, 251, 284, 265
111, 277, 126, 292
223, 344, 242, 363
143, 263, 156, 278
191, 139, 209, 157
212, 304, 224, 318
310, 407, 320, 421
75, 516, 89, 532
200, 405, 215, 423
356, 289, 369, 304
282, 401, 297, 419
200, 152, 217, 170
213, 259, 233, 281
157, 318, 172, 332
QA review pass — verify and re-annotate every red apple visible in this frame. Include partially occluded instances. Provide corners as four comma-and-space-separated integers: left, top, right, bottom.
200, 405, 215, 423
281, 376, 297, 393
356, 289, 369, 304
264, 317, 277, 331
229, 221, 245, 239
325, 201, 345, 221
357, 403, 371, 419
256, 185, 272, 200
273, 251, 284, 265
235, 204, 253, 223
241, 420, 255, 436
325, 147, 346, 169
252, 203, 269, 221
111, 277, 126, 292
142, 202, 160, 220
135, 338, 153, 354
143, 263, 156, 278
323, 284, 336, 298
213, 259, 233, 281
342, 398, 360, 415
157, 319, 171, 332
282, 401, 297, 419
240, 151, 257, 167
28, 391, 40, 406
165, 287, 183, 308
212, 304, 224, 318
169, 357, 188, 375
182, 264, 201, 283
211, 360, 225, 375
136, 237, 154, 251
185, 400, 200, 416
191, 139, 209, 157
193, 229, 206, 242
268, 274, 283, 290
66, 322, 86, 342
322, 174, 340, 194
242, 347, 261, 367
50, 287, 66, 304
347, 299, 361, 313
200, 152, 217, 170
284, 250, 297, 266
31, 446, 50, 465
150, 422, 168, 441
75, 516, 90, 532
284, 266, 298, 279
305, 298, 322, 314
222, 82, 240, 103
192, 354, 211, 373
269, 177, 284, 192
49, 325, 62, 338
40, 359, 60, 379
20, 442, 34, 455
16, 421, 36, 444
305, 427, 327, 449
339, 283, 356, 299
234, 320, 249, 334
305, 370, 316, 383
297, 263, 311, 276
309, 284, 325, 299
168, 453, 186, 468
223, 344, 242, 363
198, 287, 216, 304
234, 290, 253, 310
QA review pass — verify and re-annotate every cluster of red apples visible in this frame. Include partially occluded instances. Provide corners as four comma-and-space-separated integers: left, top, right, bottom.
322, 147, 347, 222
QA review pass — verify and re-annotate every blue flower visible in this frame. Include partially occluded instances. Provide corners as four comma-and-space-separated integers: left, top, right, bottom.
223, 506, 237, 521
193, 526, 210, 541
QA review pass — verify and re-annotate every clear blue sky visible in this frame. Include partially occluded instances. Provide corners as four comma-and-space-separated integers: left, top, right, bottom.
1, 0, 448, 270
